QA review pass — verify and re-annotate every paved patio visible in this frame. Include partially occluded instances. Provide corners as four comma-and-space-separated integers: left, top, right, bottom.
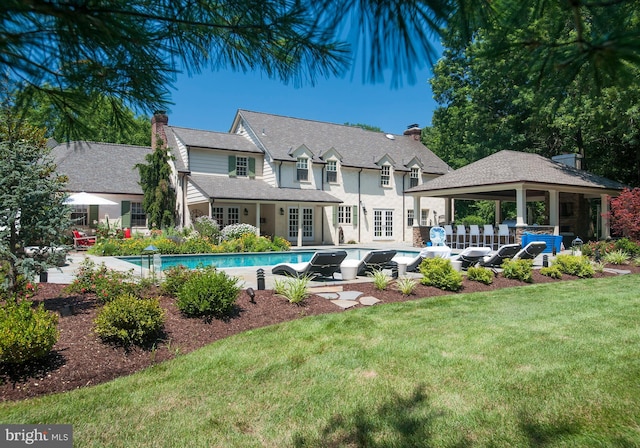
40, 242, 553, 291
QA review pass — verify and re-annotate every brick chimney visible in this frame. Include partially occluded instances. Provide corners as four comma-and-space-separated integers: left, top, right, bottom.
403, 123, 421, 141
151, 111, 168, 149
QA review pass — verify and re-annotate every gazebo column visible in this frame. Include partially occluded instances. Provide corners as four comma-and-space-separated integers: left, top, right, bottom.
495, 201, 502, 224
514, 186, 527, 244
445, 198, 453, 224
601, 194, 610, 239
548, 189, 559, 234
515, 186, 527, 226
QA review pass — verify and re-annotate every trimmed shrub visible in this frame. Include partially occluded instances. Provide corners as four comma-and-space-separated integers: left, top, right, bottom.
419, 257, 463, 291
177, 270, 241, 318
540, 265, 563, 279
502, 259, 533, 283
467, 266, 493, 285
94, 294, 165, 346
161, 264, 194, 296
0, 300, 59, 364
553, 254, 595, 278
614, 238, 640, 256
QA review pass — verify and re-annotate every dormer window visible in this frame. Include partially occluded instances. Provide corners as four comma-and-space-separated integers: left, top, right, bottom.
326, 160, 337, 183
297, 157, 309, 181
410, 167, 419, 187
380, 165, 391, 186
236, 156, 248, 177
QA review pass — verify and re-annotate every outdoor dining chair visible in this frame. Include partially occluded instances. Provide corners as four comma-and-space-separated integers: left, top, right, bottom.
469, 225, 481, 246
456, 225, 467, 249
483, 224, 495, 249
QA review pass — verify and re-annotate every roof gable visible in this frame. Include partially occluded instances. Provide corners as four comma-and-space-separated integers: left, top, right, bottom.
408, 150, 626, 194
52, 141, 152, 195
234, 109, 450, 175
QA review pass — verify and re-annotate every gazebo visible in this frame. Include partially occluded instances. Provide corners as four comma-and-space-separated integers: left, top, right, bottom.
406, 150, 627, 247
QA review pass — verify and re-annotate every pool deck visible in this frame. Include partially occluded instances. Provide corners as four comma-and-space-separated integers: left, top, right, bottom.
39, 242, 551, 290
40, 243, 422, 289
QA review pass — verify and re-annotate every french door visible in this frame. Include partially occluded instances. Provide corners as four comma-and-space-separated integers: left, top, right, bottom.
288, 207, 314, 241
374, 209, 393, 239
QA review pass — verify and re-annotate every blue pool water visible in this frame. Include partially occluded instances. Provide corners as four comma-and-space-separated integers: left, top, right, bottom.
120, 248, 419, 270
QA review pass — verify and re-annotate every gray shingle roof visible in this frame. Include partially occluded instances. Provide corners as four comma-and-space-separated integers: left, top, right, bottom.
407, 150, 626, 193
52, 141, 151, 194
236, 110, 450, 174
190, 174, 342, 203
170, 126, 262, 154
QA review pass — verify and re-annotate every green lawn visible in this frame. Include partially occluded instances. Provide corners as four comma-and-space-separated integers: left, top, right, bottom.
2, 275, 640, 447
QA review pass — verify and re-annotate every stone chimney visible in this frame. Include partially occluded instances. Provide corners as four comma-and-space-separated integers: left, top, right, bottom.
151, 111, 168, 149
403, 123, 421, 141
552, 153, 583, 170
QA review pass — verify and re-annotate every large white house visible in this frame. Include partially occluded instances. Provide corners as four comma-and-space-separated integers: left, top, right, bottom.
154, 110, 450, 246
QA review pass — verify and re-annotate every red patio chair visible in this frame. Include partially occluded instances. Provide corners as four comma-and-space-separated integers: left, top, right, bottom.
72, 230, 96, 250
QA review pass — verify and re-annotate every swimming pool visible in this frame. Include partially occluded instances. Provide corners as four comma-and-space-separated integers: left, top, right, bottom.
120, 248, 419, 270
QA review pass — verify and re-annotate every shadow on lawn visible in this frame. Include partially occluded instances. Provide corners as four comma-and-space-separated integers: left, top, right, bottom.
291, 383, 588, 447
291, 384, 469, 447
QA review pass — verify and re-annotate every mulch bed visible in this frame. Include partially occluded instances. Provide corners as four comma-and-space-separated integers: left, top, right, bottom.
1, 265, 638, 402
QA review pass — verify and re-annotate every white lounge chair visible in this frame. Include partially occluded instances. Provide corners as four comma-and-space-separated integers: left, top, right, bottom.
451, 246, 493, 270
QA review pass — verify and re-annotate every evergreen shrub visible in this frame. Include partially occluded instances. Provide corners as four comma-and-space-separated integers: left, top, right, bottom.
177, 270, 241, 318
419, 257, 463, 291
502, 259, 533, 282
467, 266, 493, 285
94, 294, 166, 346
0, 300, 59, 363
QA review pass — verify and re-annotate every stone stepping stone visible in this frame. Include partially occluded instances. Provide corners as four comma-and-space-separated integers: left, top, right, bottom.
336, 291, 363, 301
330, 299, 359, 309
309, 285, 344, 293
317, 292, 340, 300
358, 296, 381, 306
604, 268, 632, 275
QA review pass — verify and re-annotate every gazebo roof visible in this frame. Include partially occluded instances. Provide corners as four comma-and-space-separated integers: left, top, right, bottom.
406, 150, 626, 200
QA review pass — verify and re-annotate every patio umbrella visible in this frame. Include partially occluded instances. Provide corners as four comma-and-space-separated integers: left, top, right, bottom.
64, 192, 117, 206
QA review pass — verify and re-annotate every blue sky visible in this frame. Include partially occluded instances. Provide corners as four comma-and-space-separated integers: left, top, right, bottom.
166, 66, 440, 136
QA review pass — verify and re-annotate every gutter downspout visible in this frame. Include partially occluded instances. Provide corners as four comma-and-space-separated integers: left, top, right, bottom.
321, 163, 325, 244
358, 168, 362, 243
402, 172, 407, 242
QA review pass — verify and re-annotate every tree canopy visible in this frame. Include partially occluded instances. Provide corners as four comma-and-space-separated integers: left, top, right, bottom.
425, 1, 640, 186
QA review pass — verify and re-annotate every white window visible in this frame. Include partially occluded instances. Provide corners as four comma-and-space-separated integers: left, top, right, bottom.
288, 207, 314, 240
407, 209, 414, 227
212, 207, 224, 226
296, 158, 308, 181
410, 167, 419, 188
71, 205, 88, 226
131, 202, 147, 227
228, 207, 239, 225
236, 157, 248, 177
421, 209, 429, 226
338, 205, 351, 224
380, 165, 391, 186
326, 160, 337, 183
374, 209, 393, 239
